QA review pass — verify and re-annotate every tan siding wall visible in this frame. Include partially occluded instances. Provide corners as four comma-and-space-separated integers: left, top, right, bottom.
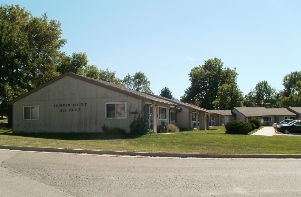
232, 108, 246, 121
13, 76, 143, 132
176, 107, 190, 129
198, 111, 207, 130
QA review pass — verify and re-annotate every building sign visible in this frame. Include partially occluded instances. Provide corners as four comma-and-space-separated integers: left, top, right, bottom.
54, 103, 87, 112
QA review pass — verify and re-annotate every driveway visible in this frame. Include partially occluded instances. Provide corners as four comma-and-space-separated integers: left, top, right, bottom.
251, 127, 276, 136
252, 127, 301, 136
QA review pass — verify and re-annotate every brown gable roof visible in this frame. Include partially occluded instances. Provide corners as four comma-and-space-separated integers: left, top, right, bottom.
8, 73, 183, 108
233, 107, 296, 117
233, 107, 266, 117
288, 107, 301, 115
142, 92, 207, 112
210, 110, 232, 116
264, 108, 296, 116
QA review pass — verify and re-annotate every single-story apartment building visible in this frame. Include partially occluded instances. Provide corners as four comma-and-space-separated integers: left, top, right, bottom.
8, 73, 208, 133
209, 110, 234, 126
232, 107, 297, 126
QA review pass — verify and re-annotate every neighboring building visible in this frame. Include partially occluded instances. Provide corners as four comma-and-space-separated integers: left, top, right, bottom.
232, 107, 265, 122
232, 107, 296, 126
8, 73, 208, 133
209, 110, 233, 126
288, 107, 301, 120
264, 108, 296, 125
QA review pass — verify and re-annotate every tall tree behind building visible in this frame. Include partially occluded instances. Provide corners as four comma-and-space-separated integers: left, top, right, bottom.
181, 58, 239, 110
243, 81, 278, 107
280, 71, 301, 107
0, 5, 66, 115
123, 72, 153, 93
160, 87, 173, 99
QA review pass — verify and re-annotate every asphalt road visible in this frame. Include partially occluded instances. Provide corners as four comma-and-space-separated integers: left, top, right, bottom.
1, 149, 301, 197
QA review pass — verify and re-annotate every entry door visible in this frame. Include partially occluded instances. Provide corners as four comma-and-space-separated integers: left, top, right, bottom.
170, 111, 176, 124
224, 116, 229, 125
144, 104, 153, 129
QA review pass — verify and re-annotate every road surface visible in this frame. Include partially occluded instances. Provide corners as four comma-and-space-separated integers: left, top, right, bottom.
1, 149, 301, 196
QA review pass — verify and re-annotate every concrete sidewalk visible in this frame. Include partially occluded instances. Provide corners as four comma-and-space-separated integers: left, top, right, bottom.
251, 127, 275, 136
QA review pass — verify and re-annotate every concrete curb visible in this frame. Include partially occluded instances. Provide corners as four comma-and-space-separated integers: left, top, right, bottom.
1, 145, 301, 159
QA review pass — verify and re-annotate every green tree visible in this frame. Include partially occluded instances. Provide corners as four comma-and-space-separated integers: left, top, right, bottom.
83, 65, 100, 79
280, 71, 301, 107
181, 58, 238, 109
0, 5, 66, 115
244, 81, 277, 107
99, 69, 124, 85
213, 83, 243, 110
123, 72, 153, 93
160, 87, 173, 99
57, 52, 88, 74
281, 93, 301, 107
282, 71, 301, 97
243, 91, 257, 107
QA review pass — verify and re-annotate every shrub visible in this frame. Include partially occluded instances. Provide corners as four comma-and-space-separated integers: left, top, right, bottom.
248, 119, 261, 129
101, 124, 110, 134
101, 124, 126, 135
157, 125, 167, 133
250, 123, 256, 130
225, 120, 252, 135
112, 127, 126, 135
166, 124, 179, 132
178, 127, 189, 132
129, 115, 148, 135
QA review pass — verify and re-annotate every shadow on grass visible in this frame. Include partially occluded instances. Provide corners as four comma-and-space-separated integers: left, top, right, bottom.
0, 131, 146, 140
0, 122, 10, 129
286, 133, 301, 136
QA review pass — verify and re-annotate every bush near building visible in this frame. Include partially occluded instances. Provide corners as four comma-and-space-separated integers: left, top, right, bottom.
129, 115, 148, 135
225, 120, 252, 135
248, 119, 261, 130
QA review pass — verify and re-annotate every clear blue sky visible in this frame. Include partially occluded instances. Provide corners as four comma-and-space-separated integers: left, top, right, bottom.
1, 0, 301, 99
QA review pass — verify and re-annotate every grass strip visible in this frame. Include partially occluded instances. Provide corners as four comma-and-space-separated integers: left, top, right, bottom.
1, 126, 300, 154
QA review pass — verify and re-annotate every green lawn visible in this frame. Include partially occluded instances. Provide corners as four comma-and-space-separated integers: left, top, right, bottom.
0, 125, 300, 154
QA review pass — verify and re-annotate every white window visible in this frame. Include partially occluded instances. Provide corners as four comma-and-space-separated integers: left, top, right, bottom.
23, 105, 39, 120
192, 113, 197, 121
106, 102, 127, 119
264, 117, 271, 121
159, 107, 167, 120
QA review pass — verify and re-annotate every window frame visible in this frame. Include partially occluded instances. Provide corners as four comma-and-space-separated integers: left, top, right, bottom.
263, 116, 272, 121
105, 102, 127, 119
158, 107, 167, 120
23, 105, 39, 120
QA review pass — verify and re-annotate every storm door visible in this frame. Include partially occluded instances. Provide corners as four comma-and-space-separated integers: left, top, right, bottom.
144, 104, 153, 129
